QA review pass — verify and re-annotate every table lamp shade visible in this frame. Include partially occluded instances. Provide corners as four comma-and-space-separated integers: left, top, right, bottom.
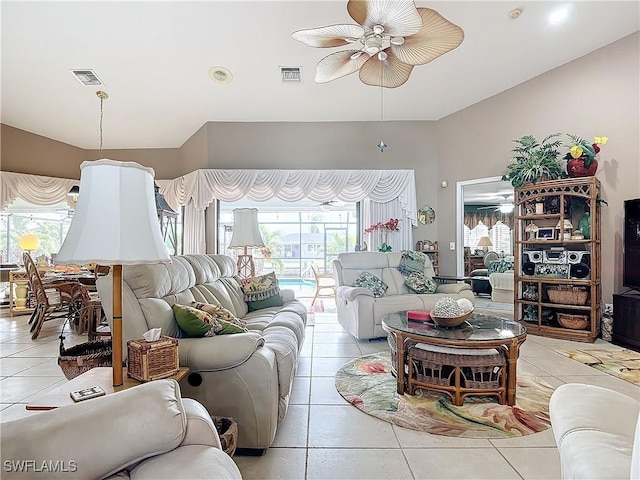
19, 234, 40, 252
228, 208, 265, 250
56, 159, 171, 265
477, 236, 493, 248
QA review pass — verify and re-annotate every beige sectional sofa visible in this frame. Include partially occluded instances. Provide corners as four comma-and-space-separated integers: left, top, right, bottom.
1, 379, 241, 479
332, 251, 475, 340
96, 254, 307, 452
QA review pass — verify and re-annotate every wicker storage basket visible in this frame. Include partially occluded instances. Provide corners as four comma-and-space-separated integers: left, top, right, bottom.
212, 416, 238, 456
547, 286, 588, 305
557, 313, 589, 330
127, 336, 179, 382
58, 340, 112, 380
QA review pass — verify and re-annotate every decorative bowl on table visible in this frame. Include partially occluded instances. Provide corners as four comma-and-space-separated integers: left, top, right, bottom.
428, 310, 473, 328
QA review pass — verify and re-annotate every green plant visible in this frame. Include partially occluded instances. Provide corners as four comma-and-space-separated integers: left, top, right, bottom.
502, 134, 567, 188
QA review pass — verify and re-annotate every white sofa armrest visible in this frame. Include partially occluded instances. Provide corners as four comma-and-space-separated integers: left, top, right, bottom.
337, 285, 374, 301
178, 332, 265, 371
280, 288, 296, 303
436, 283, 472, 295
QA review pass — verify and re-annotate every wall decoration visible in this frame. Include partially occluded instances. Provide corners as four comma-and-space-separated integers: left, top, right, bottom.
418, 206, 436, 225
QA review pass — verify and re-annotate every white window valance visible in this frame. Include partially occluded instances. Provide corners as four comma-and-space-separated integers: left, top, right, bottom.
0, 171, 77, 209
157, 169, 417, 222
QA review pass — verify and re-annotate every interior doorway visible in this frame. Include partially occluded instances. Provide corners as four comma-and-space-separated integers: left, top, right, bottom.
455, 177, 514, 276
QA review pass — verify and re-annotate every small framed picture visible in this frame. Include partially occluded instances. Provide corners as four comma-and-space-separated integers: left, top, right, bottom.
534, 263, 570, 279
536, 227, 555, 240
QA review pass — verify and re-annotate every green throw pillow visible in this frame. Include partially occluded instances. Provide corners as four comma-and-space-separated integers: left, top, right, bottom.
398, 250, 427, 275
404, 272, 437, 294
191, 301, 248, 328
247, 294, 284, 312
172, 304, 216, 337
352, 272, 388, 298
240, 272, 280, 302
173, 303, 248, 337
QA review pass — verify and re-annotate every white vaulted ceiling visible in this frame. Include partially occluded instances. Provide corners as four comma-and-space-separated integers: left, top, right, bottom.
1, 1, 638, 149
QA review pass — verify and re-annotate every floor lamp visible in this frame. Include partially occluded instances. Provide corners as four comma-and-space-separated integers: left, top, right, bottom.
56, 159, 170, 386
228, 208, 264, 278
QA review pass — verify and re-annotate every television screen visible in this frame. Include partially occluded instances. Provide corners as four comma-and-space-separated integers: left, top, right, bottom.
623, 198, 640, 290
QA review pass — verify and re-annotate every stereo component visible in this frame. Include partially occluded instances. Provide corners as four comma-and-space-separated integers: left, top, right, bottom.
567, 251, 590, 265
570, 263, 590, 279
522, 262, 536, 276
543, 250, 568, 264
523, 251, 543, 263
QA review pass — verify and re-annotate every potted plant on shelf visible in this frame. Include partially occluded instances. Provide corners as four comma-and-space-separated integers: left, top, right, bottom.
564, 135, 607, 177
502, 134, 567, 188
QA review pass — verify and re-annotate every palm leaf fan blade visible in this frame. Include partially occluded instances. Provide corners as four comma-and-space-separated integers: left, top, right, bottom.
392, 8, 464, 66
347, 0, 422, 36
291, 24, 365, 47
315, 50, 371, 83
359, 49, 413, 88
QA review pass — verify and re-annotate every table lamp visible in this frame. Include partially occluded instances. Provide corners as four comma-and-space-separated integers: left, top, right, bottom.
56, 159, 171, 386
228, 208, 264, 278
477, 236, 493, 253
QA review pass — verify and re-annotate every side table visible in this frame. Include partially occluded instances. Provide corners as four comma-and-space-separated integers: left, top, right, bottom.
26, 367, 190, 411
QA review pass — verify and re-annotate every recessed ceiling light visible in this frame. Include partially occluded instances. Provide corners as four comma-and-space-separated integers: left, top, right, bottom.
549, 6, 570, 26
508, 8, 522, 20
208, 66, 233, 84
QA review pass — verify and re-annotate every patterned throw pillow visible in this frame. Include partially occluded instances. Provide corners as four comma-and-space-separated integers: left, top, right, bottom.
191, 302, 248, 328
487, 260, 515, 275
352, 272, 388, 298
398, 250, 427, 275
173, 304, 247, 337
247, 295, 284, 312
173, 304, 218, 337
404, 272, 437, 294
240, 272, 281, 302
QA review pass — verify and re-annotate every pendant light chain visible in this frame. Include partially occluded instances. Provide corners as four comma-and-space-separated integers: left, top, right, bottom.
96, 90, 109, 159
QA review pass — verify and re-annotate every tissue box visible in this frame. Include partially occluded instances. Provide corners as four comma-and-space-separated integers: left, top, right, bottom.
127, 336, 179, 382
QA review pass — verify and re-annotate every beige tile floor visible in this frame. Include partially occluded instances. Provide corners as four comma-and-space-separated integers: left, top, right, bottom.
1, 301, 638, 480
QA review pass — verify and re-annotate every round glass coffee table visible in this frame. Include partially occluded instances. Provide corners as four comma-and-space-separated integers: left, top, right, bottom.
382, 312, 527, 405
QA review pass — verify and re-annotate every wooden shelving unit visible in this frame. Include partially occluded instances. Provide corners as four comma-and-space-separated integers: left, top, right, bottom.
418, 240, 439, 275
514, 177, 601, 343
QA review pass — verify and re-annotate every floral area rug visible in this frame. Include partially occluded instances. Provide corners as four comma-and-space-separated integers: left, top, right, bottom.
556, 348, 640, 386
334, 352, 553, 438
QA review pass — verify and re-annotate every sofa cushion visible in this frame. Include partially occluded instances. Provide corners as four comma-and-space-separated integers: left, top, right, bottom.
398, 250, 427, 275
248, 294, 284, 311
404, 272, 437, 294
352, 272, 388, 298
240, 272, 280, 301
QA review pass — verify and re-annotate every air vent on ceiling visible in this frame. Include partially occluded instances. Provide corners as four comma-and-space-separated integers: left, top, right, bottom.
280, 67, 302, 83
70, 69, 103, 86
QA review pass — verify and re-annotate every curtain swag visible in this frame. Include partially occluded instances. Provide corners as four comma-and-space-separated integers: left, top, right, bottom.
464, 211, 513, 230
1, 171, 78, 210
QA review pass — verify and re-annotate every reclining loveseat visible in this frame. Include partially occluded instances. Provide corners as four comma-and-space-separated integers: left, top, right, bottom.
96, 254, 307, 452
332, 251, 474, 340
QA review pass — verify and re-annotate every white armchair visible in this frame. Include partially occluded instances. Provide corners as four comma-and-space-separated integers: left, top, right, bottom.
1, 380, 241, 480
488, 270, 514, 303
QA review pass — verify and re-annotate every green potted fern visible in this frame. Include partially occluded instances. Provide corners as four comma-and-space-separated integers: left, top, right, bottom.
502, 134, 567, 188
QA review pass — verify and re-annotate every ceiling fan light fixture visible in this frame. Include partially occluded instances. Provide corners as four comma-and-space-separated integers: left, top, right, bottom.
350, 51, 363, 60
292, 0, 464, 88
499, 204, 514, 214
377, 51, 388, 61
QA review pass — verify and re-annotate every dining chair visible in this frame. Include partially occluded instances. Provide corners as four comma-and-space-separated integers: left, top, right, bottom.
23, 253, 86, 340
311, 264, 336, 306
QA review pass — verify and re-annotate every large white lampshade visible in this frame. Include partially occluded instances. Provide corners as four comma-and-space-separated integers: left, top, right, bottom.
228, 208, 264, 278
56, 159, 171, 386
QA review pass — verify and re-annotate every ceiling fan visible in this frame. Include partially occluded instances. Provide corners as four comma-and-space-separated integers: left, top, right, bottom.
291, 0, 464, 88
317, 200, 346, 211
477, 195, 515, 213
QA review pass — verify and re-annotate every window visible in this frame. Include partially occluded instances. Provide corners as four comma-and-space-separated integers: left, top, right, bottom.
464, 221, 512, 255
218, 199, 358, 278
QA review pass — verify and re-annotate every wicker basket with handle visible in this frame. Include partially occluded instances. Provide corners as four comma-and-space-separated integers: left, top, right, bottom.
58, 339, 112, 380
